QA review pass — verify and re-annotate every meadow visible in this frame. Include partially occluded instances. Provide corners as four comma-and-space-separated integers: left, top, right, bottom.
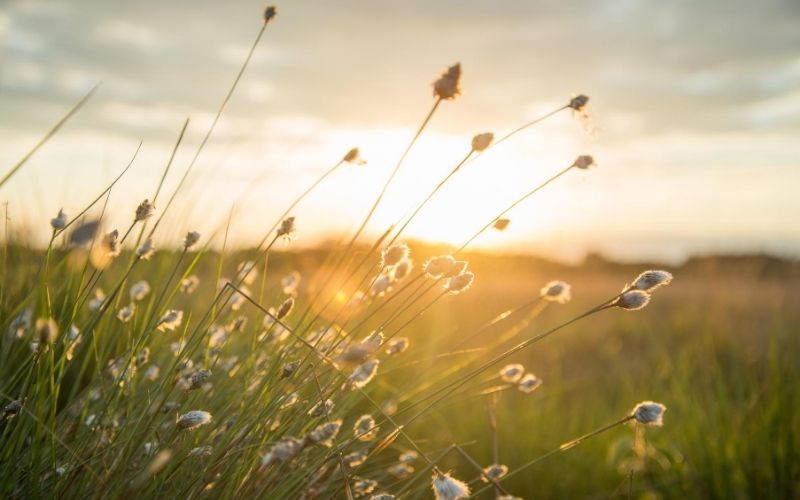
1, 6, 799, 499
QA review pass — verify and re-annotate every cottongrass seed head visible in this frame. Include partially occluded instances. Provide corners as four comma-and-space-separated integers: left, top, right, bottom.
35, 318, 58, 344
183, 231, 200, 249
432, 471, 470, 500
277, 216, 295, 239
158, 309, 184, 331
354, 414, 379, 441
518, 373, 543, 393
136, 238, 155, 259
433, 63, 462, 100
350, 359, 380, 388
444, 272, 474, 294
481, 463, 509, 482
135, 199, 156, 222
343, 147, 366, 165
275, 297, 295, 319
50, 208, 67, 230
471, 132, 494, 152
631, 401, 667, 426
382, 243, 409, 267
540, 280, 571, 303
632, 270, 673, 292
261, 436, 304, 467
613, 289, 651, 311
176, 410, 212, 430
263, 5, 277, 23
499, 363, 525, 383
117, 303, 135, 323
424, 255, 456, 278
130, 280, 151, 301
493, 218, 511, 231
569, 94, 590, 112
572, 155, 595, 170
180, 275, 200, 294
308, 420, 342, 447
385, 337, 409, 355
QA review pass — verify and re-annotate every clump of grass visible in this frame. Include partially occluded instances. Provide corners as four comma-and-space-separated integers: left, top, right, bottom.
0, 5, 692, 499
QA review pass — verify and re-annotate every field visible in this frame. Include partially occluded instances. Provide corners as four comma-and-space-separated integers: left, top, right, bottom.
1, 240, 797, 498
2, 5, 799, 499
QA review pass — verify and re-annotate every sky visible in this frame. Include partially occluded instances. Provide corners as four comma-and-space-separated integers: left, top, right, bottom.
0, 0, 798, 263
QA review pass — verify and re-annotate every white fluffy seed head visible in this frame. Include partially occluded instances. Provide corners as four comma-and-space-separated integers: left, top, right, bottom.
432, 471, 470, 500
444, 272, 474, 294
136, 238, 155, 259
354, 414, 379, 441
261, 436, 303, 467
277, 216, 295, 239
385, 337, 409, 356
631, 401, 666, 426
275, 297, 295, 320
424, 255, 457, 278
135, 199, 156, 222
481, 463, 509, 482
540, 280, 571, 303
518, 373, 543, 393
180, 275, 199, 294
471, 132, 494, 152
176, 410, 212, 430
613, 290, 651, 311
130, 280, 151, 301
499, 363, 525, 383
433, 63, 462, 100
349, 359, 380, 388
35, 317, 58, 344
572, 155, 595, 170
50, 208, 67, 230
343, 147, 366, 165
569, 94, 590, 112
117, 303, 135, 323
158, 309, 184, 331
632, 270, 673, 292
382, 243, 409, 267
308, 420, 342, 447
183, 231, 200, 249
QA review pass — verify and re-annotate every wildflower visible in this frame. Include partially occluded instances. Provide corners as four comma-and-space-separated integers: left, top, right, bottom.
471, 132, 494, 152
277, 216, 295, 239
568, 94, 590, 112
35, 317, 58, 344
281, 271, 301, 295
307, 420, 342, 447
136, 347, 150, 366
518, 373, 542, 393
183, 231, 200, 249
176, 410, 212, 430
350, 359, 380, 388
130, 280, 151, 301
433, 63, 462, 100
632, 270, 673, 292
424, 255, 457, 278
612, 290, 650, 311
393, 258, 413, 281
389, 462, 414, 478
572, 155, 595, 170
340, 332, 383, 362
354, 414, 379, 441
386, 337, 409, 355
352, 478, 378, 496
343, 147, 366, 165
370, 274, 392, 297
382, 243, 409, 267
2, 400, 22, 420
186, 369, 211, 390
261, 436, 304, 467
631, 401, 666, 426
180, 275, 200, 294
88, 289, 106, 311
275, 297, 294, 319
8, 308, 31, 339
308, 399, 334, 417
493, 218, 510, 231
481, 463, 508, 483
264, 6, 277, 24
136, 238, 155, 259
540, 280, 571, 304
188, 445, 213, 458
432, 471, 470, 500
444, 272, 474, 294
343, 449, 369, 468
399, 450, 418, 464
51, 209, 67, 230
135, 199, 155, 222
158, 309, 183, 331
499, 363, 524, 383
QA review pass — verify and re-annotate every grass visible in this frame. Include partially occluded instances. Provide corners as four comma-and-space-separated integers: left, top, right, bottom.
1, 6, 798, 499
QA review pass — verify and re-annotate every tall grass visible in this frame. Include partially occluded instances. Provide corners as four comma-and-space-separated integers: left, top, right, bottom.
1, 6, 795, 500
